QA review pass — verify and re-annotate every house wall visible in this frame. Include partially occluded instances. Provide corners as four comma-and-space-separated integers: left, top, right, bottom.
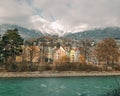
53, 47, 66, 62
70, 49, 76, 62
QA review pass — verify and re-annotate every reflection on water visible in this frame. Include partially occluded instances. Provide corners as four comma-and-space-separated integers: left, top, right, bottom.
0, 76, 120, 96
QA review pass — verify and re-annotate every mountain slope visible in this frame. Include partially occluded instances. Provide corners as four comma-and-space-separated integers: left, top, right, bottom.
31, 15, 65, 36
0, 24, 43, 39
65, 27, 120, 40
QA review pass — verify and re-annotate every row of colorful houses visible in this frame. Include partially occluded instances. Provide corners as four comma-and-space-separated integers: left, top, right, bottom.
15, 37, 120, 64
47, 46, 82, 63
16, 45, 83, 63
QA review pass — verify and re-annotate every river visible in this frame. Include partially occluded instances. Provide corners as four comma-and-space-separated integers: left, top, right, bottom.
0, 76, 120, 96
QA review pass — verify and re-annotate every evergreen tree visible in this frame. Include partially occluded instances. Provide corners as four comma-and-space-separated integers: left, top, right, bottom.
1, 28, 24, 63
0, 35, 3, 63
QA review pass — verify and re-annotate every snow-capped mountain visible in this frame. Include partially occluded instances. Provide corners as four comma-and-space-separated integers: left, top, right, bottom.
0, 24, 43, 39
0, 23, 120, 40
65, 27, 120, 40
0, 16, 90, 38
31, 15, 88, 36
31, 15, 65, 36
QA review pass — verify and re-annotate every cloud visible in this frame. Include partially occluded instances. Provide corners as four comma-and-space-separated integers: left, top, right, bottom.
0, 0, 33, 28
32, 0, 120, 28
0, 0, 120, 32
0, 0, 32, 18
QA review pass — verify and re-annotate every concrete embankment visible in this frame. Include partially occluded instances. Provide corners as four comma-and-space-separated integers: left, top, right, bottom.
0, 71, 120, 77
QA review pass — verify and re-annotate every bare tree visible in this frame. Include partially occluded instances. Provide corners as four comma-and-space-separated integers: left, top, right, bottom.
95, 38, 119, 65
79, 39, 92, 63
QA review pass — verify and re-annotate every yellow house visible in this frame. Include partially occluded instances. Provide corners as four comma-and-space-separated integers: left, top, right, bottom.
70, 48, 80, 62
70, 49, 76, 62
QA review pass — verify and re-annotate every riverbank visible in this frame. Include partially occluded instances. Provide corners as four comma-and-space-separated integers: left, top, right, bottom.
0, 71, 120, 77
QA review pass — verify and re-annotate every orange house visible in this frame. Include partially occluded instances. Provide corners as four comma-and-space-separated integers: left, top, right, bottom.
16, 45, 40, 63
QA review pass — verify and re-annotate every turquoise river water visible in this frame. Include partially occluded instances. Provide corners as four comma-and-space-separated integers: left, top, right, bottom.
0, 76, 120, 96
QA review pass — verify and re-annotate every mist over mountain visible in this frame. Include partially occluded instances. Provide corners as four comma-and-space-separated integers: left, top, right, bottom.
64, 27, 120, 40
0, 24, 120, 40
0, 24, 44, 39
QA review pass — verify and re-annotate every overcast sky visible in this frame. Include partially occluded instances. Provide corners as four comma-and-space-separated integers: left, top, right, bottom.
0, 0, 120, 31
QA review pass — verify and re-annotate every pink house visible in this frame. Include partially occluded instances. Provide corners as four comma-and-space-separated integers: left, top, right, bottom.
53, 46, 66, 62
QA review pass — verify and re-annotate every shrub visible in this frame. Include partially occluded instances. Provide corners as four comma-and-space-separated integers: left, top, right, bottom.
5, 63, 38, 72
112, 64, 120, 71
54, 62, 102, 71
55, 62, 77, 71
37, 64, 52, 71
